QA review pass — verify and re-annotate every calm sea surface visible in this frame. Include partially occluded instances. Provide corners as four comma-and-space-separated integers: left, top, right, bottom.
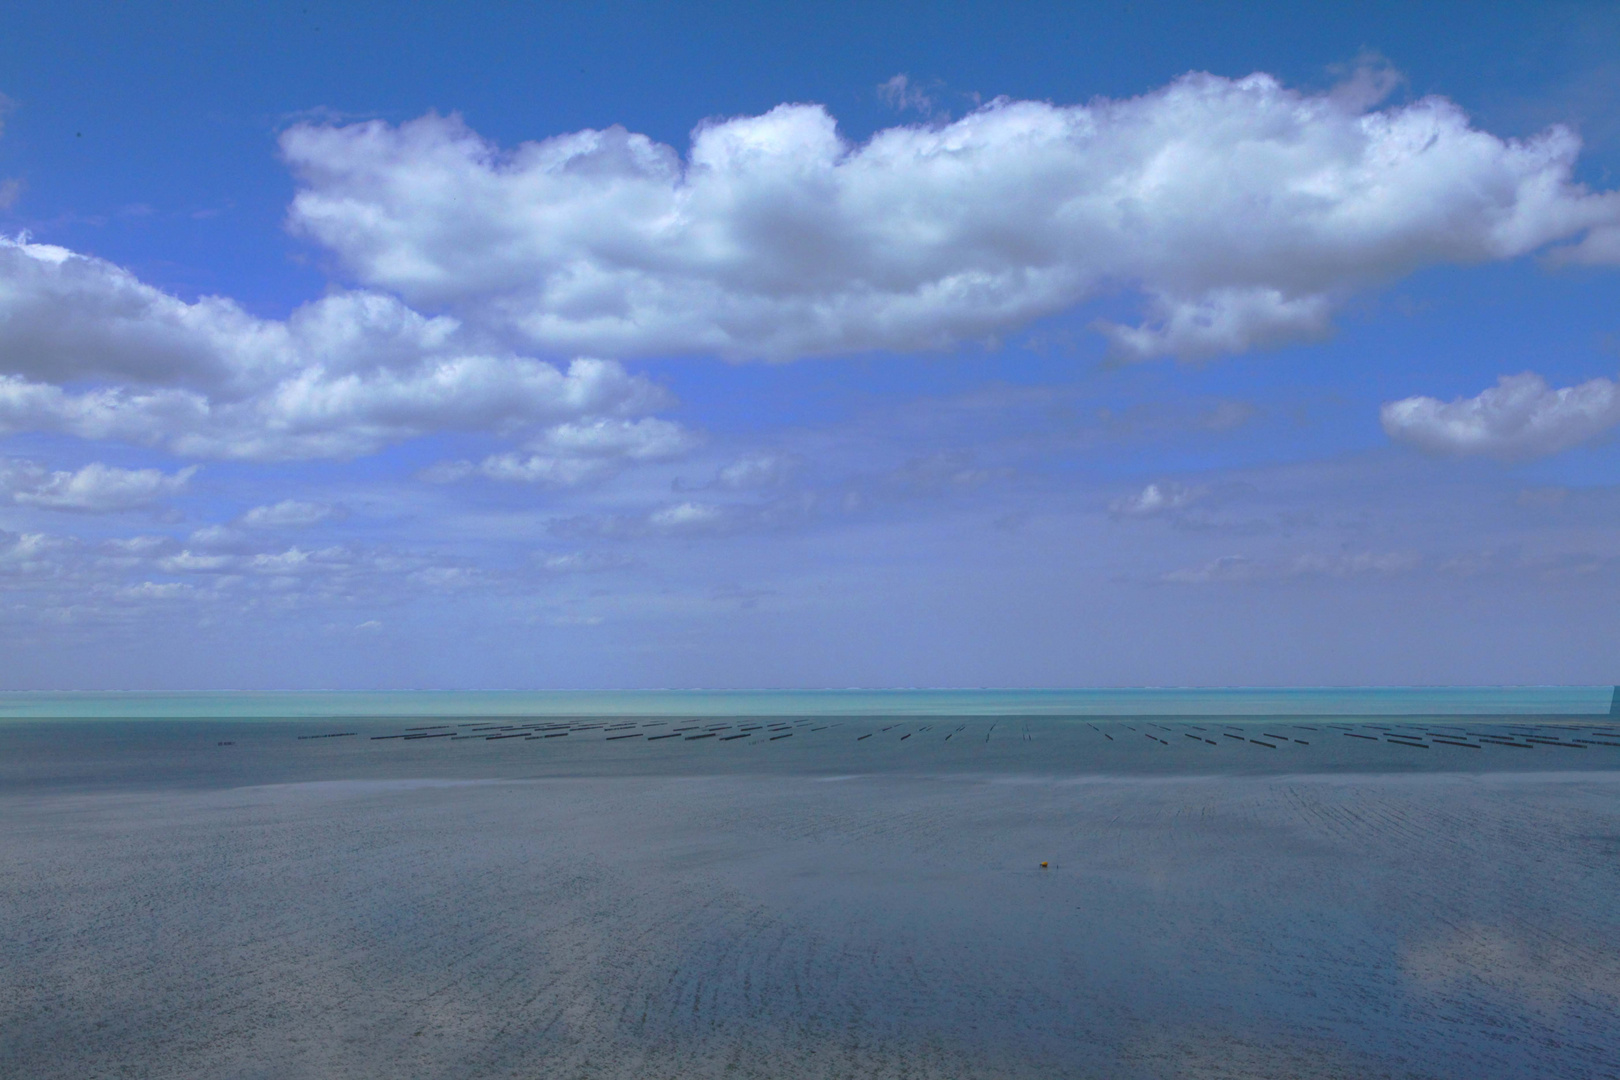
5, 686, 1619, 1078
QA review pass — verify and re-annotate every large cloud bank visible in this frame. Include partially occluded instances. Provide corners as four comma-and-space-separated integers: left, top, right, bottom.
283, 72, 1620, 362
0, 237, 673, 461
1382, 373, 1620, 460
4, 70, 1616, 472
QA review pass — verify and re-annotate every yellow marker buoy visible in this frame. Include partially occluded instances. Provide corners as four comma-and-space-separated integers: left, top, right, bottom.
1039, 861, 1048, 868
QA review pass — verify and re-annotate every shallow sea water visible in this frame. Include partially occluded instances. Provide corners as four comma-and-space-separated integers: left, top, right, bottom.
3, 693, 1618, 1079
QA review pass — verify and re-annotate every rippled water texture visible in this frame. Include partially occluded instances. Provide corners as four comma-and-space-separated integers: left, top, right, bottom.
3, 696, 1618, 1078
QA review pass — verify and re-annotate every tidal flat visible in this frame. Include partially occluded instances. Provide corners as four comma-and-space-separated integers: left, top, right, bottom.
3, 714, 1618, 1078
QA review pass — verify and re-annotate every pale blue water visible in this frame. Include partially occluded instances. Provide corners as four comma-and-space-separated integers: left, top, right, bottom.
0, 685, 1610, 718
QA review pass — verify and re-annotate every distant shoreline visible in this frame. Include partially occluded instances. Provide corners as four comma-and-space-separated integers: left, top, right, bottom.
0, 685, 1611, 719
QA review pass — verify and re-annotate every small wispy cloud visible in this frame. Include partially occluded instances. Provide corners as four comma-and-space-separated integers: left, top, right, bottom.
1110, 481, 1205, 518
1161, 550, 1421, 584
876, 74, 936, 114
242, 500, 346, 528
423, 418, 698, 487
536, 550, 633, 574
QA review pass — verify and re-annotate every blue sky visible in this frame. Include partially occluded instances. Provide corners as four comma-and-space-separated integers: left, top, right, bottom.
1, 1, 1618, 689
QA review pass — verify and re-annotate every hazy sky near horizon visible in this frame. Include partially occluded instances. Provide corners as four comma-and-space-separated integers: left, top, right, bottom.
1, 1, 1619, 689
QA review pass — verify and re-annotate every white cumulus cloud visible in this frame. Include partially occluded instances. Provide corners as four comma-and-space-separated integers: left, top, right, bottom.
0, 236, 676, 460
281, 70, 1619, 363
1548, 223, 1620, 266
1381, 372, 1620, 460
0, 459, 196, 512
